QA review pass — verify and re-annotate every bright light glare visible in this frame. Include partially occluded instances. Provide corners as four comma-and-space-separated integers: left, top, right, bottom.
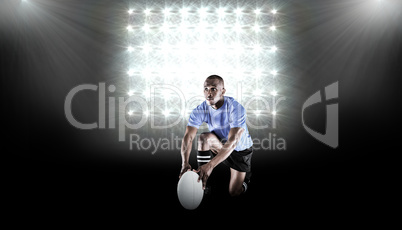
142, 68, 152, 77
215, 22, 226, 32
127, 69, 134, 76
233, 42, 244, 53
198, 7, 208, 18
217, 8, 226, 17
253, 24, 261, 32
180, 8, 189, 16
142, 43, 152, 53
125, 2, 283, 128
161, 23, 170, 32
253, 69, 263, 78
163, 8, 170, 15
253, 89, 263, 96
143, 24, 150, 32
253, 43, 262, 53
163, 110, 170, 116
233, 23, 242, 32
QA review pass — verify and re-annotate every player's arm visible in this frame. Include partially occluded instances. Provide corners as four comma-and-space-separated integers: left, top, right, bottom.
179, 126, 198, 178
209, 127, 244, 169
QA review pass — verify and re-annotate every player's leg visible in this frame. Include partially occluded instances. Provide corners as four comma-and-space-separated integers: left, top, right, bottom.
198, 132, 223, 152
229, 168, 246, 197
196, 132, 223, 195
197, 132, 223, 167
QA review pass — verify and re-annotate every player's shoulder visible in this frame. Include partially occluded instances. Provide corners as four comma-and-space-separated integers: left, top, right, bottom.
225, 96, 242, 107
225, 96, 246, 112
193, 100, 208, 111
225, 96, 236, 105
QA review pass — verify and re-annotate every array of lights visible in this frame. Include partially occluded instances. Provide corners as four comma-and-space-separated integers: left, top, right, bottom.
124, 1, 284, 130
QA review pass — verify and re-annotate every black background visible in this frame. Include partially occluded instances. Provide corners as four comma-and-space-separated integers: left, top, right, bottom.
2, 0, 400, 220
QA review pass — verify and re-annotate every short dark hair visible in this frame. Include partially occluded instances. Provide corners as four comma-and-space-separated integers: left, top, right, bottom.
206, 75, 224, 87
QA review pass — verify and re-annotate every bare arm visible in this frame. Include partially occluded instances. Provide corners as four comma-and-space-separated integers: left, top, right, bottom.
179, 126, 198, 178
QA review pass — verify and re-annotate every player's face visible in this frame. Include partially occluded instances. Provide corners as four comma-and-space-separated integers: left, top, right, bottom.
204, 79, 225, 106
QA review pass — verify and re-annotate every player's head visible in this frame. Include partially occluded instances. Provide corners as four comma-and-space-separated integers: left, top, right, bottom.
204, 75, 226, 106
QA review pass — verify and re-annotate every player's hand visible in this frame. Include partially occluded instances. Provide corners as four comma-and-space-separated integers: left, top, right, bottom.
194, 163, 213, 190
179, 163, 192, 178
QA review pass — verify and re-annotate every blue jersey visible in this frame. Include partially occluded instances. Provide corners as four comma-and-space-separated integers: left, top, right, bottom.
187, 96, 253, 151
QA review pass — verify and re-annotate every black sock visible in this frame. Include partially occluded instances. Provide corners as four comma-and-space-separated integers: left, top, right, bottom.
197, 150, 213, 195
197, 150, 211, 167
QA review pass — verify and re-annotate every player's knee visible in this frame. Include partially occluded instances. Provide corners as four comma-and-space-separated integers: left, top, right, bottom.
198, 132, 212, 150
199, 132, 212, 141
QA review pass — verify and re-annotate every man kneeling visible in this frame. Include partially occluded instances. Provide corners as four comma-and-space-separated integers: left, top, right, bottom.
179, 75, 253, 196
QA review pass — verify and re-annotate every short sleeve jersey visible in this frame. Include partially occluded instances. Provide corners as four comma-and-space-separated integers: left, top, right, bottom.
187, 96, 253, 151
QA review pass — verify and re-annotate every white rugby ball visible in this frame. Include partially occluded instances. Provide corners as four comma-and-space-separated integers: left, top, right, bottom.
177, 171, 204, 210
